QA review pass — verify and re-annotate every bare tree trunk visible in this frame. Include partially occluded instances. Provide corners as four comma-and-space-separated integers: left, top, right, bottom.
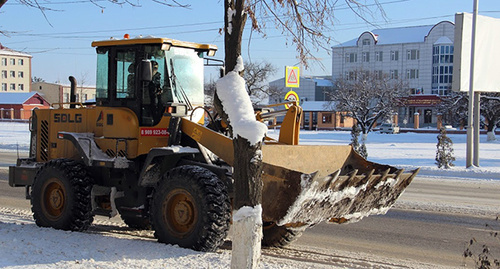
214, 1, 263, 268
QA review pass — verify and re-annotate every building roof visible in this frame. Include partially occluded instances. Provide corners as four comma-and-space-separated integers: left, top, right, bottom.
301, 101, 332, 111
312, 77, 333, 87
335, 24, 437, 47
0, 92, 40, 105
0, 43, 32, 58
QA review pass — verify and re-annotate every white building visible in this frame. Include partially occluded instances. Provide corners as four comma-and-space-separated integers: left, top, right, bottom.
331, 21, 455, 126
0, 43, 32, 93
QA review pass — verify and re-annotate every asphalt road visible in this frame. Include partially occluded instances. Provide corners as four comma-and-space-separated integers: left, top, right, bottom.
1, 153, 499, 268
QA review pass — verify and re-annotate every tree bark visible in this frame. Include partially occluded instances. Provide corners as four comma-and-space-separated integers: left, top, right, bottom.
232, 136, 263, 208
0, 0, 7, 10
215, 1, 263, 268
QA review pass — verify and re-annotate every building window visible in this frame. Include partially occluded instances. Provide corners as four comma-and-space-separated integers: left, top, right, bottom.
1, 58, 6, 66
375, 70, 383, 80
9, 71, 15, 78
375, 51, 383, 61
18, 84, 24, 91
432, 44, 454, 95
10, 59, 15, 65
345, 53, 357, 63
1, 70, 6, 79
407, 49, 420, 60
362, 38, 371, 45
18, 59, 24, 66
1, 83, 6, 91
83, 94, 88, 101
390, 70, 399, 79
18, 71, 24, 78
322, 113, 332, 124
345, 71, 357, 81
75, 94, 80, 102
10, 83, 15, 91
63, 93, 70, 103
362, 52, 370, 62
390, 50, 399, 61
406, 69, 419, 79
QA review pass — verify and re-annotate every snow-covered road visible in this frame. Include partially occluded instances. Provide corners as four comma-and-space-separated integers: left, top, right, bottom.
0, 121, 499, 268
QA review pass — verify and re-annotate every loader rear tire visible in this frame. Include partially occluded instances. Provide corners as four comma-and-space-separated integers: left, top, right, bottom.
31, 159, 94, 231
262, 222, 303, 248
150, 165, 230, 252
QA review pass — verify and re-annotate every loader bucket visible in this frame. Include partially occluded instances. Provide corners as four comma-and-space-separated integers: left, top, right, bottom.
260, 144, 419, 227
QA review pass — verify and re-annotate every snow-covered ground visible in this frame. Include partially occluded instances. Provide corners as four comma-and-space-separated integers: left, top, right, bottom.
268, 128, 500, 180
0, 121, 498, 268
2, 122, 499, 178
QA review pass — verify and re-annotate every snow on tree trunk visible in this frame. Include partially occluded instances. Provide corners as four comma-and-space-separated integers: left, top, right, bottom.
361, 132, 368, 143
487, 131, 496, 141
231, 205, 262, 269
215, 57, 267, 145
216, 56, 266, 269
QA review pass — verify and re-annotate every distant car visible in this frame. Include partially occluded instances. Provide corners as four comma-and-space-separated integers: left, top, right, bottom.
379, 123, 400, 134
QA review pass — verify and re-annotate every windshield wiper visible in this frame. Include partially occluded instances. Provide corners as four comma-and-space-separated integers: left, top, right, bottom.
170, 59, 193, 111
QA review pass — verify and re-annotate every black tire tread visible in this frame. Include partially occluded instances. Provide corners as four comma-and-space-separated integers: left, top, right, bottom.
262, 223, 304, 248
150, 165, 231, 252
31, 158, 94, 231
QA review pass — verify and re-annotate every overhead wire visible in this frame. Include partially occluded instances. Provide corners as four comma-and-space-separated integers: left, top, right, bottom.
3, 0, 500, 56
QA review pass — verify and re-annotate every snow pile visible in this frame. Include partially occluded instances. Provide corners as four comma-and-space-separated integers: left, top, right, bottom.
216, 57, 267, 145
0, 122, 30, 152
0, 216, 233, 268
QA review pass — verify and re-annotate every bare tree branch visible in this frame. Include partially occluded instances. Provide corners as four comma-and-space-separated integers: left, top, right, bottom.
246, 0, 386, 69
326, 69, 407, 135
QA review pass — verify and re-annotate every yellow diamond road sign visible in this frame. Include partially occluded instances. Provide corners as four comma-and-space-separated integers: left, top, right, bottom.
285, 66, 300, 88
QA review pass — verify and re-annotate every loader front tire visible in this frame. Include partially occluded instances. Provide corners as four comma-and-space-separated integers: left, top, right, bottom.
31, 159, 94, 231
150, 165, 230, 252
262, 222, 304, 248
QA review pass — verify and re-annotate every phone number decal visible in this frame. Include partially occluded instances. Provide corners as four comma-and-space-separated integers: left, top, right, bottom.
140, 128, 169, 137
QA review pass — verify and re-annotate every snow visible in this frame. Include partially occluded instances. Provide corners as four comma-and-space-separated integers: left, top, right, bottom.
226, 5, 236, 35
231, 205, 263, 269
216, 56, 267, 145
0, 121, 499, 268
336, 24, 435, 47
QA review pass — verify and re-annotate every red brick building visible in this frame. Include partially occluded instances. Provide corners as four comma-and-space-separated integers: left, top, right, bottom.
0, 92, 50, 120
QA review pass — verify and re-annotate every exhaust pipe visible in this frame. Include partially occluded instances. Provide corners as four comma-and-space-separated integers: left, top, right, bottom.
69, 76, 77, 108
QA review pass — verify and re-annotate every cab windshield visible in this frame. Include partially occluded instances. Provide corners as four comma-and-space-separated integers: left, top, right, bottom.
165, 47, 204, 107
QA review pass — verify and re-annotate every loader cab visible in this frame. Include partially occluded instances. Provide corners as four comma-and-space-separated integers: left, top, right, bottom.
92, 37, 217, 126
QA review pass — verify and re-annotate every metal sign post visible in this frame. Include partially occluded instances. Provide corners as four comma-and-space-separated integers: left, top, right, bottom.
466, 0, 479, 168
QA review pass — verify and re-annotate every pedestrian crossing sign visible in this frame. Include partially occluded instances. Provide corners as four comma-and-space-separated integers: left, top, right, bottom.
285, 66, 300, 88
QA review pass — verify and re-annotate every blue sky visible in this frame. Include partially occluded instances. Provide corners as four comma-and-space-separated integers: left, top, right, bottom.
1, 0, 499, 85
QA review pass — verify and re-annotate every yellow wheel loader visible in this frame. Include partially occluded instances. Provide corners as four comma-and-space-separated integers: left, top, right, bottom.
8, 36, 418, 252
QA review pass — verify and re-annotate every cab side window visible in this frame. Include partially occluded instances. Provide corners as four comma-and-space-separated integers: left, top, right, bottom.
116, 51, 135, 99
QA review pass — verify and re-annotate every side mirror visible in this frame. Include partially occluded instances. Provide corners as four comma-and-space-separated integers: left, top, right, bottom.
141, 60, 152, 82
